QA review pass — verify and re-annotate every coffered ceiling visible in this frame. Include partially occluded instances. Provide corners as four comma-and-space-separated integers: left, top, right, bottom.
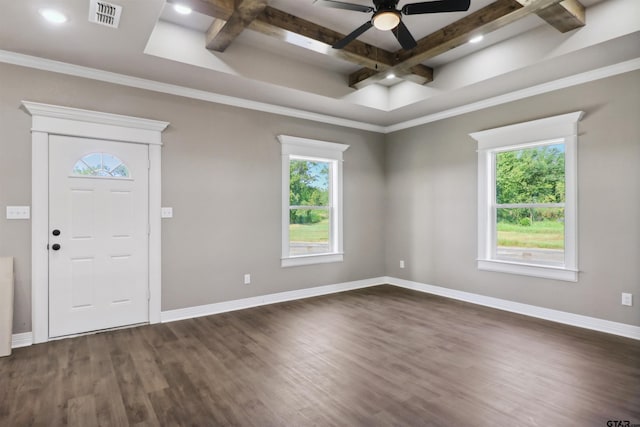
182, 0, 587, 88
0, 0, 638, 130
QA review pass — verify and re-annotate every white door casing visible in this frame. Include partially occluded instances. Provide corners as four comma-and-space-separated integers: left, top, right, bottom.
23, 101, 169, 343
49, 136, 150, 337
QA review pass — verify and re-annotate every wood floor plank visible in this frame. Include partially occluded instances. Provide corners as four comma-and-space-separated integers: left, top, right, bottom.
1, 285, 639, 426
110, 349, 159, 426
68, 394, 99, 427
88, 333, 129, 427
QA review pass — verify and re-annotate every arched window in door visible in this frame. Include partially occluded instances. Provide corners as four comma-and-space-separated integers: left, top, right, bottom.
72, 152, 130, 178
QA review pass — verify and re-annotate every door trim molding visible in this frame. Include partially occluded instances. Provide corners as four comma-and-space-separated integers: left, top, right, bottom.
22, 101, 169, 344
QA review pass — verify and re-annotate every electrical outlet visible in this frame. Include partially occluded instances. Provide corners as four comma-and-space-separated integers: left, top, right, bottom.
6, 206, 30, 219
621, 293, 633, 306
244, 274, 251, 285
400, 260, 405, 269
161, 207, 173, 218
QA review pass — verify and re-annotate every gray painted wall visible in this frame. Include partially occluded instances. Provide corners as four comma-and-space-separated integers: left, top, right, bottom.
0, 63, 386, 334
384, 70, 640, 326
1, 61, 638, 336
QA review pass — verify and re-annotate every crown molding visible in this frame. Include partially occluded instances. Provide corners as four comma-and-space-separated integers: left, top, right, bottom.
1, 50, 638, 135
0, 50, 385, 134
385, 58, 640, 133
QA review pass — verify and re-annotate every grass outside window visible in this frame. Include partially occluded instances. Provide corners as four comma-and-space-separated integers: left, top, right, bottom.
497, 220, 564, 250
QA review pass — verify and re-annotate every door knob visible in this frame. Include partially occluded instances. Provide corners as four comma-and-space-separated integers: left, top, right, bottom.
52, 229, 61, 236
51, 243, 61, 251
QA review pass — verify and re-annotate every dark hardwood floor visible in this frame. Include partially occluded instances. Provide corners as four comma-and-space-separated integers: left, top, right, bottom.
1, 285, 639, 426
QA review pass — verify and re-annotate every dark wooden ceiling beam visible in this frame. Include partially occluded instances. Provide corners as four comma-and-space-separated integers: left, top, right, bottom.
530, 0, 586, 33
407, 65, 434, 84
206, 0, 269, 52
167, 0, 433, 85
206, 19, 227, 48
349, 0, 567, 88
348, 65, 434, 88
250, 7, 397, 69
250, 7, 434, 85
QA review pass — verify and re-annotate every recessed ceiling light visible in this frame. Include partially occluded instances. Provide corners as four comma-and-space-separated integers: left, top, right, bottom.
386, 73, 396, 80
39, 8, 67, 24
173, 4, 192, 15
469, 35, 484, 44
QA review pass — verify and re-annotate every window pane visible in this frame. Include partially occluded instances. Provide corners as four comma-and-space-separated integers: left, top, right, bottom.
496, 208, 564, 265
289, 208, 330, 256
290, 160, 330, 207
110, 164, 129, 177
102, 153, 121, 171
72, 152, 130, 178
496, 144, 565, 204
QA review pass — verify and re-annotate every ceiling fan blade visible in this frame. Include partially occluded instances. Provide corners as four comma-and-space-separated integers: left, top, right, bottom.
313, 0, 374, 13
393, 21, 417, 50
401, 0, 470, 15
333, 21, 374, 49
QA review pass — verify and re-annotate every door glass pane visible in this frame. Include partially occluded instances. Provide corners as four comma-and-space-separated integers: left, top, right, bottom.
72, 152, 130, 178
496, 207, 564, 265
496, 144, 565, 204
289, 159, 330, 207
289, 208, 330, 256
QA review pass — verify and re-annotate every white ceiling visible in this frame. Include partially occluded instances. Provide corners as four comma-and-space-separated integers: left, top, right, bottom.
0, 0, 638, 129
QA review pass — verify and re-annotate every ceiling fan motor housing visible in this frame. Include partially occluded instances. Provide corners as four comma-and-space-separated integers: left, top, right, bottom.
373, 0, 400, 11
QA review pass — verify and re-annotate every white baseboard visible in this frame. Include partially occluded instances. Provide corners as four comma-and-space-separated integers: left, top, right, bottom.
161, 276, 388, 323
11, 332, 33, 349
12, 275, 639, 347
385, 276, 640, 340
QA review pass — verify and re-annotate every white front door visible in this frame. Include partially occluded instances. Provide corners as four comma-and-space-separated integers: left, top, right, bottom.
49, 135, 150, 338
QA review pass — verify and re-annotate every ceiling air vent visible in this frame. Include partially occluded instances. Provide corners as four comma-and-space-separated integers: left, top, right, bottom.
89, 0, 122, 28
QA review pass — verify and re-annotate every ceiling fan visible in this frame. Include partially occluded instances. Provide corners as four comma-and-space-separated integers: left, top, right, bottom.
314, 0, 471, 50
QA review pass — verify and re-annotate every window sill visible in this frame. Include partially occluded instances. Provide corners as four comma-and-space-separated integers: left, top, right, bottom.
477, 259, 578, 282
281, 253, 344, 268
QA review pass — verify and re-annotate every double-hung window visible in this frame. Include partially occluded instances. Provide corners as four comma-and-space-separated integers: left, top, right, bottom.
279, 135, 349, 267
470, 112, 583, 281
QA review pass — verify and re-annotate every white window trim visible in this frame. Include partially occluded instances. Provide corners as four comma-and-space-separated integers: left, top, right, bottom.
470, 111, 584, 282
278, 135, 349, 268
22, 101, 169, 343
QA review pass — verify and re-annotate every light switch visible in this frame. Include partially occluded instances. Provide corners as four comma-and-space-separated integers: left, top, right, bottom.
161, 207, 173, 218
6, 206, 30, 219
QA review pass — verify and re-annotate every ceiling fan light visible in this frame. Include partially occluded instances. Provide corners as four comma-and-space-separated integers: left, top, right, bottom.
372, 10, 400, 31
